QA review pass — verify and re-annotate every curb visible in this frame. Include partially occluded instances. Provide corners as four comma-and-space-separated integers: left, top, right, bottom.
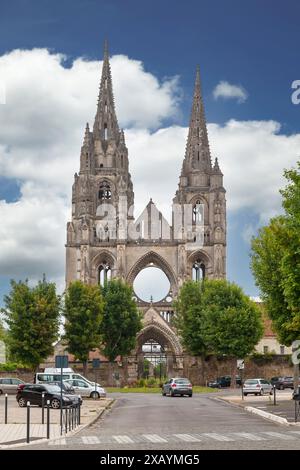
0, 398, 115, 449
213, 396, 300, 427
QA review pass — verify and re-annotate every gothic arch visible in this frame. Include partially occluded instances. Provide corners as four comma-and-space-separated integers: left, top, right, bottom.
126, 251, 178, 292
189, 194, 209, 224
136, 320, 183, 356
188, 249, 212, 279
91, 250, 116, 284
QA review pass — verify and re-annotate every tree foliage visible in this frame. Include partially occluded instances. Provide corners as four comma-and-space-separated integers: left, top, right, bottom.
64, 281, 103, 368
202, 280, 264, 360
2, 278, 60, 369
251, 162, 300, 344
101, 279, 142, 362
173, 280, 207, 356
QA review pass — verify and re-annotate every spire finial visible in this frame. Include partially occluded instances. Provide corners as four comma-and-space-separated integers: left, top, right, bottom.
93, 40, 120, 141
103, 39, 109, 60
182, 65, 211, 173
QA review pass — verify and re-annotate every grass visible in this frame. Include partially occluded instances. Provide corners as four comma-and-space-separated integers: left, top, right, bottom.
106, 386, 216, 394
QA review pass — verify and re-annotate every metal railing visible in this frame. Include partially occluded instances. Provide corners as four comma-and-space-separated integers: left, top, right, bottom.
2, 394, 81, 443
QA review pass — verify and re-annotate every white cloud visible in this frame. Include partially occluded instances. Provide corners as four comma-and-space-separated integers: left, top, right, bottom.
0, 48, 299, 288
213, 80, 248, 103
208, 120, 300, 222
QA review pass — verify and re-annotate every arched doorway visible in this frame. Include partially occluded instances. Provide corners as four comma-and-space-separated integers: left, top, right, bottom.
136, 321, 182, 380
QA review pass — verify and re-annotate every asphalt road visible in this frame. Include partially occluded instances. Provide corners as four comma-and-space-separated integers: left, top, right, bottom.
19, 391, 300, 450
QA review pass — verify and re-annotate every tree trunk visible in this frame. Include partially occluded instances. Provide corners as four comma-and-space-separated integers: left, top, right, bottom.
108, 361, 113, 387
200, 355, 206, 386
230, 357, 237, 389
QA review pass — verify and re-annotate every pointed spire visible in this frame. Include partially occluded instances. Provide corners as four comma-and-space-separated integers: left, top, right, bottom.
119, 128, 125, 145
184, 66, 212, 172
213, 157, 222, 174
93, 40, 120, 142
83, 122, 90, 146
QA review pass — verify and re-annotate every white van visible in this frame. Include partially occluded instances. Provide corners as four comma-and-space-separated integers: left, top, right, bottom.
34, 368, 100, 387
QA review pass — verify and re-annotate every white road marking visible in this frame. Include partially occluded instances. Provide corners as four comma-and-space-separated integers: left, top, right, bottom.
48, 438, 67, 446
81, 436, 100, 444
143, 434, 168, 443
263, 432, 296, 440
202, 433, 234, 441
233, 432, 266, 441
113, 435, 134, 444
174, 434, 201, 442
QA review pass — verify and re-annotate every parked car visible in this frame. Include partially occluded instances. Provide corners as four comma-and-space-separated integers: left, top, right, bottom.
271, 376, 295, 390
162, 378, 193, 397
34, 371, 100, 388
16, 384, 82, 408
243, 378, 273, 396
0, 378, 26, 395
64, 379, 106, 399
47, 381, 76, 394
208, 375, 242, 388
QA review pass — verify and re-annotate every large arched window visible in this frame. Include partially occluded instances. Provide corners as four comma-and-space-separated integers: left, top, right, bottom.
98, 181, 112, 200
192, 260, 205, 281
98, 262, 111, 286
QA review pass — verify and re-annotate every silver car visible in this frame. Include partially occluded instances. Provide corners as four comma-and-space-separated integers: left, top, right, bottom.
243, 378, 273, 396
65, 379, 106, 399
162, 378, 193, 397
0, 377, 26, 395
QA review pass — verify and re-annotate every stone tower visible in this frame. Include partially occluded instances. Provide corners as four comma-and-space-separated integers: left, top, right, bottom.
66, 44, 226, 375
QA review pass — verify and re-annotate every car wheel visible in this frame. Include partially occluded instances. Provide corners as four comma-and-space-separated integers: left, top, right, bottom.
0, 390, 2, 395
51, 398, 61, 409
18, 397, 27, 407
162, 392, 166, 396
280, 384, 284, 390
269, 389, 273, 395
90, 391, 100, 399
244, 393, 248, 396
254, 393, 258, 396
260, 389, 264, 396
189, 393, 193, 397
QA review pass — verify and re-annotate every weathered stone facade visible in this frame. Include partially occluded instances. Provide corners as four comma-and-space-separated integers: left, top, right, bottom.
65, 43, 226, 372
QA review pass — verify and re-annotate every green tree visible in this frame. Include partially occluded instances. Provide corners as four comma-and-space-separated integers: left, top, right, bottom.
173, 280, 208, 384
250, 217, 293, 344
202, 280, 264, 387
64, 281, 103, 375
101, 279, 142, 381
251, 163, 300, 390
2, 278, 60, 369
251, 164, 300, 340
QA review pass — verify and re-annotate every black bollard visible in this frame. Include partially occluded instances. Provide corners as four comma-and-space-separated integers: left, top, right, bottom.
65, 407, 68, 434
26, 401, 30, 443
5, 394, 8, 424
273, 385, 277, 406
41, 392, 45, 424
47, 400, 50, 439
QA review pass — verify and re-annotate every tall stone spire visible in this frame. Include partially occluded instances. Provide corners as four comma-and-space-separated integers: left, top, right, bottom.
93, 40, 120, 142
183, 66, 212, 172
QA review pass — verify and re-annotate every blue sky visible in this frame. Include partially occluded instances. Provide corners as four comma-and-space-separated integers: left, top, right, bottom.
0, 0, 300, 301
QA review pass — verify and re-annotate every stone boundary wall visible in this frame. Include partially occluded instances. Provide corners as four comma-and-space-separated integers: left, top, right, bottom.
0, 355, 293, 387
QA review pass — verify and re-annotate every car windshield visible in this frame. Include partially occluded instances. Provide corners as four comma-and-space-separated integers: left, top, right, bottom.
44, 385, 62, 393
245, 380, 258, 385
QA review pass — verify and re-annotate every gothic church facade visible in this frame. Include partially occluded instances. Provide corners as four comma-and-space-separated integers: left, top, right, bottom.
66, 44, 226, 373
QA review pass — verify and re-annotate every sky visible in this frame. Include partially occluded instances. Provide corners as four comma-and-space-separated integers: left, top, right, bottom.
0, 0, 300, 303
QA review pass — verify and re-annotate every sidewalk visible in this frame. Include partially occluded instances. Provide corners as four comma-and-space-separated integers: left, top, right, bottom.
218, 390, 300, 424
0, 396, 114, 446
